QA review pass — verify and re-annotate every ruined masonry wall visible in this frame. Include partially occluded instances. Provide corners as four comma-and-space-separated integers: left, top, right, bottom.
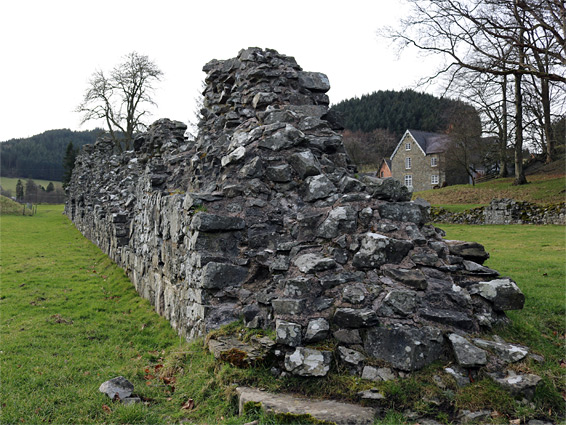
66, 48, 526, 373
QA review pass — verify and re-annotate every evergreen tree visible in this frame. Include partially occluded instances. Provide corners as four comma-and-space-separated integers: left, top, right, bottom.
15, 179, 24, 201
62, 142, 78, 187
25, 179, 38, 199
46, 182, 55, 192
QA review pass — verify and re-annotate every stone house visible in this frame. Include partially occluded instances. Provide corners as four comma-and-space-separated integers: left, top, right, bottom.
390, 129, 453, 192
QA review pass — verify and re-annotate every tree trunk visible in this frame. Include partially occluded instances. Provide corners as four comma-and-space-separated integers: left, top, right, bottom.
499, 75, 509, 178
513, 72, 528, 185
513, 0, 528, 186
541, 77, 554, 163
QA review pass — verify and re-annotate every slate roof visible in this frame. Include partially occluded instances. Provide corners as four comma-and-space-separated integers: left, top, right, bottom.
407, 129, 452, 154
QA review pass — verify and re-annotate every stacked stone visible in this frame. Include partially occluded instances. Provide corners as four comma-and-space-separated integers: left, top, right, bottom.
66, 48, 530, 384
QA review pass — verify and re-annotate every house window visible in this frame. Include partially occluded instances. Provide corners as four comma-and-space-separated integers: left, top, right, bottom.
404, 175, 413, 188
405, 157, 411, 169
431, 175, 439, 185
405, 142, 411, 151
380, 171, 384, 177
431, 156, 438, 167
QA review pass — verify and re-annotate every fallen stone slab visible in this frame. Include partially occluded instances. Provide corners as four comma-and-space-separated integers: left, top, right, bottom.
473, 337, 529, 363
236, 386, 376, 425
99, 376, 134, 400
486, 371, 542, 400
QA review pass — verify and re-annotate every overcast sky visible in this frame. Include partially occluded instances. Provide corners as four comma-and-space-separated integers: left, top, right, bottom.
0, 0, 443, 141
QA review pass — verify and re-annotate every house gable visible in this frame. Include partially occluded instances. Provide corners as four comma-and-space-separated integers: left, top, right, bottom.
390, 130, 426, 161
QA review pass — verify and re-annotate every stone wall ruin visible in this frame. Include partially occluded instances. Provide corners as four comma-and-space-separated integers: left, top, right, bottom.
66, 48, 530, 380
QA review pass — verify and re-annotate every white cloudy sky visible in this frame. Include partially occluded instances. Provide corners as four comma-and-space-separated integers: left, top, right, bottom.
0, 0, 443, 141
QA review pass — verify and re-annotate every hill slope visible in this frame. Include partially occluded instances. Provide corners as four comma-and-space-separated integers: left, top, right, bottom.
0, 128, 102, 181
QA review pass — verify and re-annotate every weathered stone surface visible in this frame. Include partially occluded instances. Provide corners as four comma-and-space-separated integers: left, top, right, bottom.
288, 150, 321, 178
462, 260, 499, 276
293, 253, 336, 273
201, 262, 248, 289
445, 240, 490, 264
469, 279, 525, 311
99, 376, 134, 400
361, 366, 396, 382
272, 298, 306, 315
357, 388, 386, 400
352, 233, 413, 269
337, 346, 366, 368
317, 206, 357, 239
303, 318, 329, 342
333, 329, 362, 344
364, 325, 444, 371
379, 290, 418, 317
458, 410, 492, 423
298, 72, 331, 92
448, 333, 487, 367
191, 212, 246, 232
208, 335, 275, 367
487, 371, 542, 400
342, 283, 367, 304
284, 347, 332, 376
383, 268, 428, 290
265, 164, 293, 182
378, 202, 427, 225
420, 308, 475, 331
276, 320, 302, 347
236, 386, 376, 425
473, 338, 529, 363
302, 175, 336, 201
362, 175, 412, 202
333, 308, 379, 328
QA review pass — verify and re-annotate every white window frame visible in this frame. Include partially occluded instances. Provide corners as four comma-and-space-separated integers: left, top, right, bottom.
431, 156, 438, 167
405, 157, 411, 169
431, 175, 439, 185
404, 174, 413, 188
405, 142, 411, 151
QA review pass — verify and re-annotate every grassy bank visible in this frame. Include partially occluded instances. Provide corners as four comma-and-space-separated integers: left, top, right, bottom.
1, 208, 564, 424
0, 195, 34, 215
415, 174, 565, 206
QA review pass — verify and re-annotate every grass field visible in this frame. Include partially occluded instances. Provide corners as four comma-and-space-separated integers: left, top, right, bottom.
415, 174, 565, 206
0, 176, 62, 193
1, 207, 564, 424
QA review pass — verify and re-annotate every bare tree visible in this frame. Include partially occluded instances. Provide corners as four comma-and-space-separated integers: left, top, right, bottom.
342, 129, 398, 170
77, 52, 163, 151
382, 0, 565, 184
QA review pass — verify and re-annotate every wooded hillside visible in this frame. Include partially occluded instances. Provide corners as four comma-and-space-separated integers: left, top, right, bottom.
0, 129, 101, 181
330, 89, 475, 137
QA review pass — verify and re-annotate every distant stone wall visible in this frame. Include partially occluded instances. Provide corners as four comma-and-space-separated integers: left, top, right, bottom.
66, 48, 527, 377
430, 198, 566, 225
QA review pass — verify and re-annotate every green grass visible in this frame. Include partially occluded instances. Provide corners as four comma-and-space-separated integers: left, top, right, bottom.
0, 176, 62, 193
1, 208, 565, 424
0, 206, 183, 424
415, 174, 566, 205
